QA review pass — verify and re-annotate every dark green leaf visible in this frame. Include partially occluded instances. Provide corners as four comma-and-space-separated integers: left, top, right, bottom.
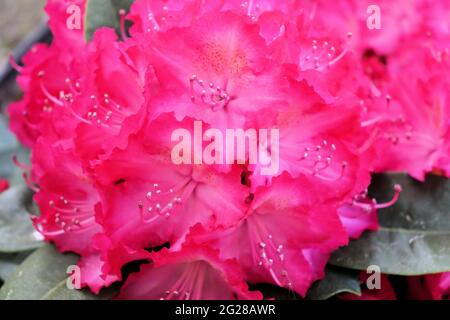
84, 0, 134, 40
307, 267, 361, 300
42, 281, 119, 300
0, 245, 78, 299
0, 185, 43, 253
330, 173, 450, 275
0, 116, 19, 180
41, 281, 98, 300
0, 244, 117, 300
0, 251, 32, 282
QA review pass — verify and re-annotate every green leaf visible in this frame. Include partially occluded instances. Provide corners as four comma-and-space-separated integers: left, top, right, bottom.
40, 281, 97, 300
0, 245, 78, 299
0, 244, 117, 300
41, 281, 118, 300
330, 173, 450, 275
0, 185, 43, 253
84, 0, 134, 40
0, 251, 32, 282
0, 116, 19, 180
307, 267, 361, 300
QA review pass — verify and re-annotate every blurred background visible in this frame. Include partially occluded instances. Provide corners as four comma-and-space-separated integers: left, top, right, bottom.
0, 0, 46, 65
0, 0, 47, 182
0, 1, 48, 285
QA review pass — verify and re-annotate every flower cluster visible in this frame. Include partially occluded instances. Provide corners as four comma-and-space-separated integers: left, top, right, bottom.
8, 0, 449, 299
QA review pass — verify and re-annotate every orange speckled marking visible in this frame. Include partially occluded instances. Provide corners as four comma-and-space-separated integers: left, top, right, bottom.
195, 41, 248, 76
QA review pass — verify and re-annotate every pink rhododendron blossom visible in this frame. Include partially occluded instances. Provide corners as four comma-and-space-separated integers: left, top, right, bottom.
139, 11, 291, 131
45, 0, 86, 51
31, 141, 102, 254
338, 202, 379, 240
86, 113, 251, 286
342, 272, 450, 300
118, 242, 263, 300
8, 44, 77, 147
340, 274, 397, 300
188, 173, 348, 296
247, 82, 372, 199
356, 0, 423, 55
76, 249, 124, 294
423, 272, 450, 300
127, 0, 210, 35
407, 272, 450, 300
359, 43, 450, 180
72, 29, 147, 161
338, 184, 401, 239
0, 178, 8, 193
6, 0, 450, 300
8, 0, 87, 148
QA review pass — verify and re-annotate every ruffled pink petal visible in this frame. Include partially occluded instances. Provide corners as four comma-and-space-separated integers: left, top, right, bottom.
118, 243, 262, 300
190, 173, 348, 296
77, 251, 120, 294
31, 142, 102, 254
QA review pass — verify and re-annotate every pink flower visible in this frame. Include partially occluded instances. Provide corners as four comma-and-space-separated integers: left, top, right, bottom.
45, 0, 86, 51
189, 173, 348, 296
9, 0, 86, 148
342, 272, 450, 300
340, 273, 397, 300
338, 202, 379, 240
31, 141, 102, 254
136, 11, 291, 131
360, 43, 450, 180
0, 178, 9, 193
408, 272, 450, 300
7, 0, 449, 300
76, 248, 127, 294
8, 44, 76, 147
86, 113, 250, 285
294, 31, 359, 104
78, 234, 151, 293
72, 29, 147, 161
338, 184, 401, 239
118, 241, 262, 300
424, 272, 450, 300
356, 0, 422, 55
310, 0, 423, 55
421, 1, 450, 39
127, 0, 210, 35
247, 80, 373, 202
